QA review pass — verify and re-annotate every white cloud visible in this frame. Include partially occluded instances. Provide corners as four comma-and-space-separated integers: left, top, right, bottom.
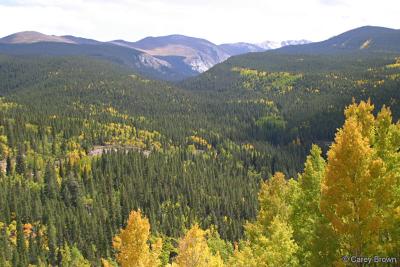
0, 0, 398, 44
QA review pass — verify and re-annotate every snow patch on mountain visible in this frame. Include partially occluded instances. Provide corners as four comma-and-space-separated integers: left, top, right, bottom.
257, 40, 281, 50
280, 40, 312, 46
137, 53, 171, 70
257, 39, 312, 50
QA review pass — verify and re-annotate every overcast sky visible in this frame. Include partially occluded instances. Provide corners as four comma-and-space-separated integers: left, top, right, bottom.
0, 0, 398, 44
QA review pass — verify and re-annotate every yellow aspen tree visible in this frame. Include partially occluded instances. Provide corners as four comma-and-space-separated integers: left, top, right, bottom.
113, 210, 162, 267
101, 258, 118, 267
231, 217, 298, 267
344, 99, 375, 140
101, 258, 113, 267
263, 217, 299, 267
230, 173, 299, 267
229, 242, 260, 267
249, 172, 291, 235
174, 224, 224, 267
374, 106, 400, 254
321, 101, 394, 257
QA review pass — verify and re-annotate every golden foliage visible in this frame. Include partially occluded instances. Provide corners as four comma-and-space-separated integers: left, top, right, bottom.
231, 216, 298, 267
174, 224, 224, 267
189, 136, 212, 150
0, 134, 9, 159
321, 101, 396, 256
113, 210, 162, 267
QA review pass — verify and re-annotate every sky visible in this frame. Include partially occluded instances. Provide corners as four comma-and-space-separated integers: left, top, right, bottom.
0, 0, 398, 44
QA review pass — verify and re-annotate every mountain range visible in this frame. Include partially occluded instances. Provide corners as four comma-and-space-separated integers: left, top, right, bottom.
0, 31, 310, 80
0, 26, 399, 81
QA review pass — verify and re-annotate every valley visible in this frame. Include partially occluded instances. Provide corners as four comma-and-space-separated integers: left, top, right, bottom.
0, 25, 400, 266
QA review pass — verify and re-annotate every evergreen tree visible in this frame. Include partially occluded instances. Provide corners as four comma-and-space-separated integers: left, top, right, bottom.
15, 149, 26, 176
48, 221, 58, 266
44, 162, 58, 199
16, 221, 27, 266
6, 156, 12, 176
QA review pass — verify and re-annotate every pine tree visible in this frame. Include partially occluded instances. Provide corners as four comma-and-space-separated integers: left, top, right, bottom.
15, 149, 26, 175
16, 221, 27, 266
6, 156, 12, 176
44, 162, 58, 199
48, 221, 58, 266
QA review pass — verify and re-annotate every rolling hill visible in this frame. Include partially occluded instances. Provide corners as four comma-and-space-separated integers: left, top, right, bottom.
278, 26, 400, 54
0, 31, 76, 44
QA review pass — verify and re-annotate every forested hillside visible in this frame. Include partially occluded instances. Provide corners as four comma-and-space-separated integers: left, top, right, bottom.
0, 48, 399, 266
184, 52, 400, 143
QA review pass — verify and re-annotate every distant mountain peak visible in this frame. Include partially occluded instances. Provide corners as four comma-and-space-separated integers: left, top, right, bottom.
121, 34, 230, 73
219, 42, 265, 56
0, 31, 76, 44
264, 26, 400, 54
257, 40, 281, 50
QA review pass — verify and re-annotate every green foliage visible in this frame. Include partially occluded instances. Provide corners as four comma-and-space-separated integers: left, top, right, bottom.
233, 67, 302, 94
231, 173, 299, 267
0, 53, 399, 266
61, 244, 91, 267
206, 227, 234, 262
255, 115, 287, 143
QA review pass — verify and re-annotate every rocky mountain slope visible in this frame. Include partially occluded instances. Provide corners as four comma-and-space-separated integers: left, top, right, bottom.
0, 31, 311, 80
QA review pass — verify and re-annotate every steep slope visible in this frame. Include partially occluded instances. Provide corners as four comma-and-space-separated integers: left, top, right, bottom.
112, 34, 231, 73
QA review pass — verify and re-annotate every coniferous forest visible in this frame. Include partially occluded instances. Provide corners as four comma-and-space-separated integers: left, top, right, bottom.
0, 50, 400, 267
